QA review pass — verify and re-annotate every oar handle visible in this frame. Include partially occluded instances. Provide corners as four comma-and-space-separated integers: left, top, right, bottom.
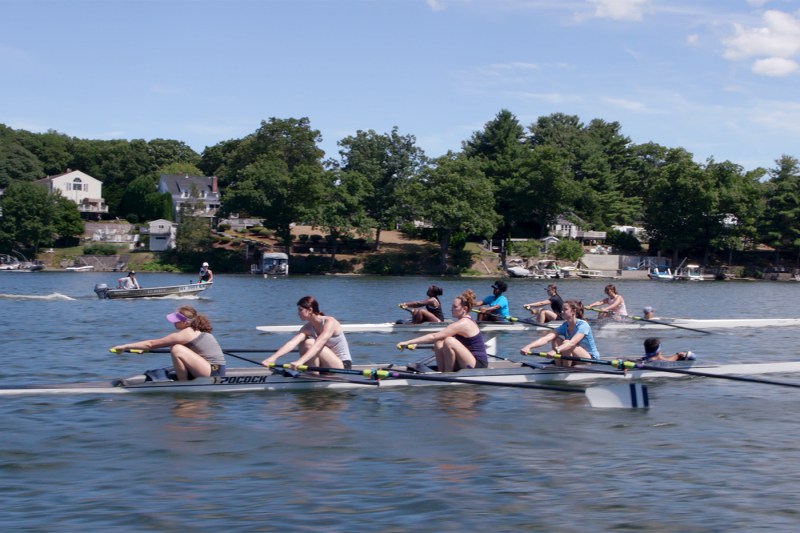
396, 343, 435, 351
109, 348, 147, 354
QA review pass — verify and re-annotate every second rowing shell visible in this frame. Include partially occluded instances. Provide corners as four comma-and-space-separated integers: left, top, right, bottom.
256, 317, 800, 334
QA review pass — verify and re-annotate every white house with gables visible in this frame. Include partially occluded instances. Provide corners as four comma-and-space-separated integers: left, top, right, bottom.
158, 174, 220, 224
548, 215, 606, 243
147, 219, 177, 251
34, 169, 108, 218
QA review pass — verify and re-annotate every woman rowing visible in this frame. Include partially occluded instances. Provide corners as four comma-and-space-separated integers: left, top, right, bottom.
588, 284, 627, 320
397, 290, 489, 372
638, 337, 695, 362
261, 296, 353, 370
519, 300, 600, 367
398, 285, 445, 324
111, 305, 226, 380
523, 284, 563, 323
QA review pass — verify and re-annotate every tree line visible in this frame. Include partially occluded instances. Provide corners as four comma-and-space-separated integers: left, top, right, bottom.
1, 110, 799, 271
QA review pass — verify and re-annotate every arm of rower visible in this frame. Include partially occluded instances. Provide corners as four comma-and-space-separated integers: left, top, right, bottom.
262, 331, 306, 365
399, 320, 464, 347
556, 332, 584, 353
520, 331, 557, 354
112, 330, 188, 352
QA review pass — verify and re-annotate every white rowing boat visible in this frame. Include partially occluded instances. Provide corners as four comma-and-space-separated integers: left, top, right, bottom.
256, 317, 800, 334
2, 359, 799, 396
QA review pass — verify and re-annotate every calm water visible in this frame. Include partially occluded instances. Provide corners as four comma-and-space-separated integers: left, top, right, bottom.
1, 272, 800, 531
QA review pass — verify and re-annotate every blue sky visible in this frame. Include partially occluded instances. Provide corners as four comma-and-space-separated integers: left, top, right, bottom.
2, 0, 799, 172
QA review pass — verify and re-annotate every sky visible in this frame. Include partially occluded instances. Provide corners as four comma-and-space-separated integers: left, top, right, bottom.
2, 0, 800, 172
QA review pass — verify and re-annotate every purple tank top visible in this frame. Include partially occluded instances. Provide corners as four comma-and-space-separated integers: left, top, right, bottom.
455, 332, 489, 366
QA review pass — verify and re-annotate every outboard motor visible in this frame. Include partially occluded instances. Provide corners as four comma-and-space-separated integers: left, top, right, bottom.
94, 283, 109, 299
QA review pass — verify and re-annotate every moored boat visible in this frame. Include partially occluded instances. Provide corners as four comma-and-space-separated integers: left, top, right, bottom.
674, 264, 704, 281
648, 265, 674, 281
94, 281, 212, 299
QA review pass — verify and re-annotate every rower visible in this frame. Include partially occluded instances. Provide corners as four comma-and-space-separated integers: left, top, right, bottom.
475, 280, 510, 322
588, 284, 627, 320
639, 337, 695, 362
523, 284, 563, 323
397, 291, 489, 372
261, 296, 353, 370
398, 285, 445, 324
642, 306, 655, 320
519, 300, 600, 367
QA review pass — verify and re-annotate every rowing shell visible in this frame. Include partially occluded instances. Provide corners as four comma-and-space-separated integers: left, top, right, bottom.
256, 317, 800, 334
2, 359, 800, 396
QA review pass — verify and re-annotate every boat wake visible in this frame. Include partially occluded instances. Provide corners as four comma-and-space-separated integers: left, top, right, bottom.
0, 292, 76, 301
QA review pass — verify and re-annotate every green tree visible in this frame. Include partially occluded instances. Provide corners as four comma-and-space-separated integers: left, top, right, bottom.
410, 153, 501, 272
0, 181, 55, 252
552, 239, 584, 262
175, 188, 213, 255
644, 148, 714, 263
760, 155, 800, 263
463, 109, 526, 260
312, 169, 372, 265
51, 193, 85, 246
0, 129, 44, 186
336, 127, 426, 250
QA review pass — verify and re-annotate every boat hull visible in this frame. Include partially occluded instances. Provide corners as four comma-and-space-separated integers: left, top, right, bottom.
4, 360, 800, 396
95, 282, 212, 299
256, 317, 800, 334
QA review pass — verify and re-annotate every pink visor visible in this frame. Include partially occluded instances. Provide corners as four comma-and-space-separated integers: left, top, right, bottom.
166, 312, 189, 323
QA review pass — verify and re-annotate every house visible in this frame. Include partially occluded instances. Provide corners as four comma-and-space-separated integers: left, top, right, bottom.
147, 219, 177, 251
158, 174, 220, 224
34, 169, 108, 218
548, 215, 606, 244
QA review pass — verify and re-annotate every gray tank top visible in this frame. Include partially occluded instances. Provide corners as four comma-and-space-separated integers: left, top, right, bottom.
184, 332, 226, 365
308, 317, 352, 362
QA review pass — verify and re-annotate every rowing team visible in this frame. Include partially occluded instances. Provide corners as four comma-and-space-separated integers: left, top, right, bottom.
110, 292, 693, 383
399, 281, 652, 327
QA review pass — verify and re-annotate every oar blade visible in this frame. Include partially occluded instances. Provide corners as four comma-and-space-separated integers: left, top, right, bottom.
585, 383, 649, 409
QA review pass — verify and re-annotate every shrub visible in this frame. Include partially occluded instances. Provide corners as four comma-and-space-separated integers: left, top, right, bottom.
218, 223, 231, 231
83, 243, 122, 255
552, 239, 584, 262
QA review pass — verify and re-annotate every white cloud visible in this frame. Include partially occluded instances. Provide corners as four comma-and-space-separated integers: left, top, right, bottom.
686, 34, 700, 46
427, 0, 447, 12
587, 0, 649, 22
723, 10, 800, 60
746, 0, 768, 7
601, 96, 648, 112
752, 56, 800, 76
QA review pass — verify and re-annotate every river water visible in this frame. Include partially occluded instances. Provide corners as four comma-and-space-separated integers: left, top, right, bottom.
1, 272, 800, 532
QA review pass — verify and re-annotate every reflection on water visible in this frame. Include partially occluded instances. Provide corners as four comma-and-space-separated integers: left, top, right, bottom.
2, 274, 800, 530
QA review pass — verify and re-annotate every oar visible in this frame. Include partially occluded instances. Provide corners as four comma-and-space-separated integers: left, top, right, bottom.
271, 363, 649, 409
110, 348, 285, 354
526, 352, 800, 389
110, 347, 296, 368
470, 308, 557, 330
586, 307, 711, 335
